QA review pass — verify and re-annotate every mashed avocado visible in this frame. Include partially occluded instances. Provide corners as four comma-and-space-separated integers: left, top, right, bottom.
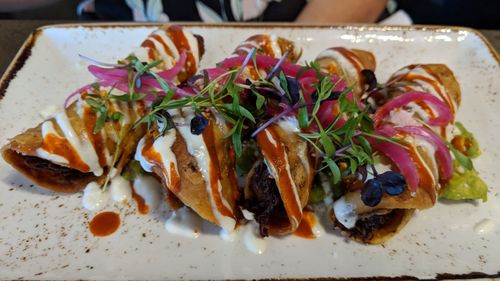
451, 122, 481, 158
440, 166, 488, 202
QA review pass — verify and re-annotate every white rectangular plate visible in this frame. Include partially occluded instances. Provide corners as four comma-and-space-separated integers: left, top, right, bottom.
0, 23, 499, 280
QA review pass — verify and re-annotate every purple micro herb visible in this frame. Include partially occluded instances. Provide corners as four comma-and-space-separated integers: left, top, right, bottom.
265, 51, 289, 80
234, 48, 256, 81
78, 54, 130, 68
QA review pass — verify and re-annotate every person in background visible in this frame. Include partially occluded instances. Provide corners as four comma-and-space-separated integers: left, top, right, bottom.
76, 0, 388, 23
1, 0, 499, 29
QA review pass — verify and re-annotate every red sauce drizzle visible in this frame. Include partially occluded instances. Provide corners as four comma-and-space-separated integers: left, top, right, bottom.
256, 126, 302, 228
202, 120, 235, 218
41, 132, 90, 172
141, 39, 157, 61
166, 26, 196, 78
293, 210, 317, 239
132, 189, 150, 215
141, 136, 181, 192
332, 47, 365, 80
150, 34, 175, 57
260, 35, 277, 57
88, 211, 120, 237
397, 133, 436, 202
394, 65, 455, 116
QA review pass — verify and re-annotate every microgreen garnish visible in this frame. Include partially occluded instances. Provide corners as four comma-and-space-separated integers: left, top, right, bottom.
83, 85, 122, 134
79, 51, 395, 194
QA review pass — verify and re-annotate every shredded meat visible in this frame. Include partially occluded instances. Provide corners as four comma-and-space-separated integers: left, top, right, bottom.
349, 211, 398, 242
244, 161, 284, 237
23, 155, 91, 181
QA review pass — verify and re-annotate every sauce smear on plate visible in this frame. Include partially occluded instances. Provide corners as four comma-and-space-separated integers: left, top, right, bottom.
132, 189, 150, 214
293, 210, 317, 239
89, 211, 120, 237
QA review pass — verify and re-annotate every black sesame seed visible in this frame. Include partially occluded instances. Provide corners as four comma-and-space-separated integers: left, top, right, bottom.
361, 179, 383, 207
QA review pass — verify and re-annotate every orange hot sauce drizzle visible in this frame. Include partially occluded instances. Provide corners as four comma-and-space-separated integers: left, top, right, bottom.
260, 35, 277, 57
256, 126, 302, 228
400, 66, 455, 116
89, 211, 120, 237
397, 133, 437, 202
202, 120, 235, 218
141, 39, 158, 61
332, 47, 365, 80
141, 136, 180, 193
167, 26, 196, 77
293, 210, 317, 239
150, 34, 175, 57
41, 133, 90, 172
132, 189, 150, 215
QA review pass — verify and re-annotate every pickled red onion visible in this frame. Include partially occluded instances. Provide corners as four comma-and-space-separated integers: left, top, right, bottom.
373, 91, 452, 127
65, 52, 187, 108
396, 126, 453, 180
371, 139, 419, 192
218, 54, 316, 78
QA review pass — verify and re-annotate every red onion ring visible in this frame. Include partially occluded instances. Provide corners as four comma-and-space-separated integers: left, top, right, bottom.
396, 126, 453, 180
371, 137, 420, 192
373, 91, 452, 127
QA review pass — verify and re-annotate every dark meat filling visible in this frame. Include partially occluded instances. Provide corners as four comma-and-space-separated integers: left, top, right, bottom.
349, 211, 398, 242
244, 160, 285, 237
23, 155, 92, 181
334, 209, 405, 243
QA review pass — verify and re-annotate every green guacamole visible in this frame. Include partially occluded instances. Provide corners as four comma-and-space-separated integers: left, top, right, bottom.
440, 168, 488, 202
454, 122, 481, 158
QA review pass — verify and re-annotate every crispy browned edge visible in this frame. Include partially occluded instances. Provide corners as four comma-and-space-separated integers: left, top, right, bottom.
0, 23, 498, 280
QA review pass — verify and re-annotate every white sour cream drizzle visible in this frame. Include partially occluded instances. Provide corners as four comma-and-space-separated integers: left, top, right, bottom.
135, 28, 199, 74
474, 219, 496, 235
171, 108, 236, 231
333, 196, 358, 229
135, 128, 179, 193
268, 34, 282, 57
413, 136, 439, 180
220, 209, 268, 254
391, 65, 457, 112
82, 173, 163, 212
133, 174, 163, 210
316, 48, 359, 81
219, 228, 238, 242
37, 109, 103, 176
39, 105, 59, 120
261, 127, 302, 227
335, 161, 392, 229
309, 212, 325, 238
242, 221, 268, 255
165, 207, 202, 238
35, 121, 70, 164
403, 135, 438, 189
149, 34, 179, 68
277, 117, 311, 178
109, 175, 132, 203
183, 29, 200, 66
135, 138, 155, 172
82, 182, 109, 211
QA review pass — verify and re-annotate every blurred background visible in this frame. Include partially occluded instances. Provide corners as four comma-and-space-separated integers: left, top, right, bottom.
0, 0, 499, 29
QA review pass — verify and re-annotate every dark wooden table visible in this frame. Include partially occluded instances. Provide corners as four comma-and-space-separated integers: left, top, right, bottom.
0, 20, 498, 75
